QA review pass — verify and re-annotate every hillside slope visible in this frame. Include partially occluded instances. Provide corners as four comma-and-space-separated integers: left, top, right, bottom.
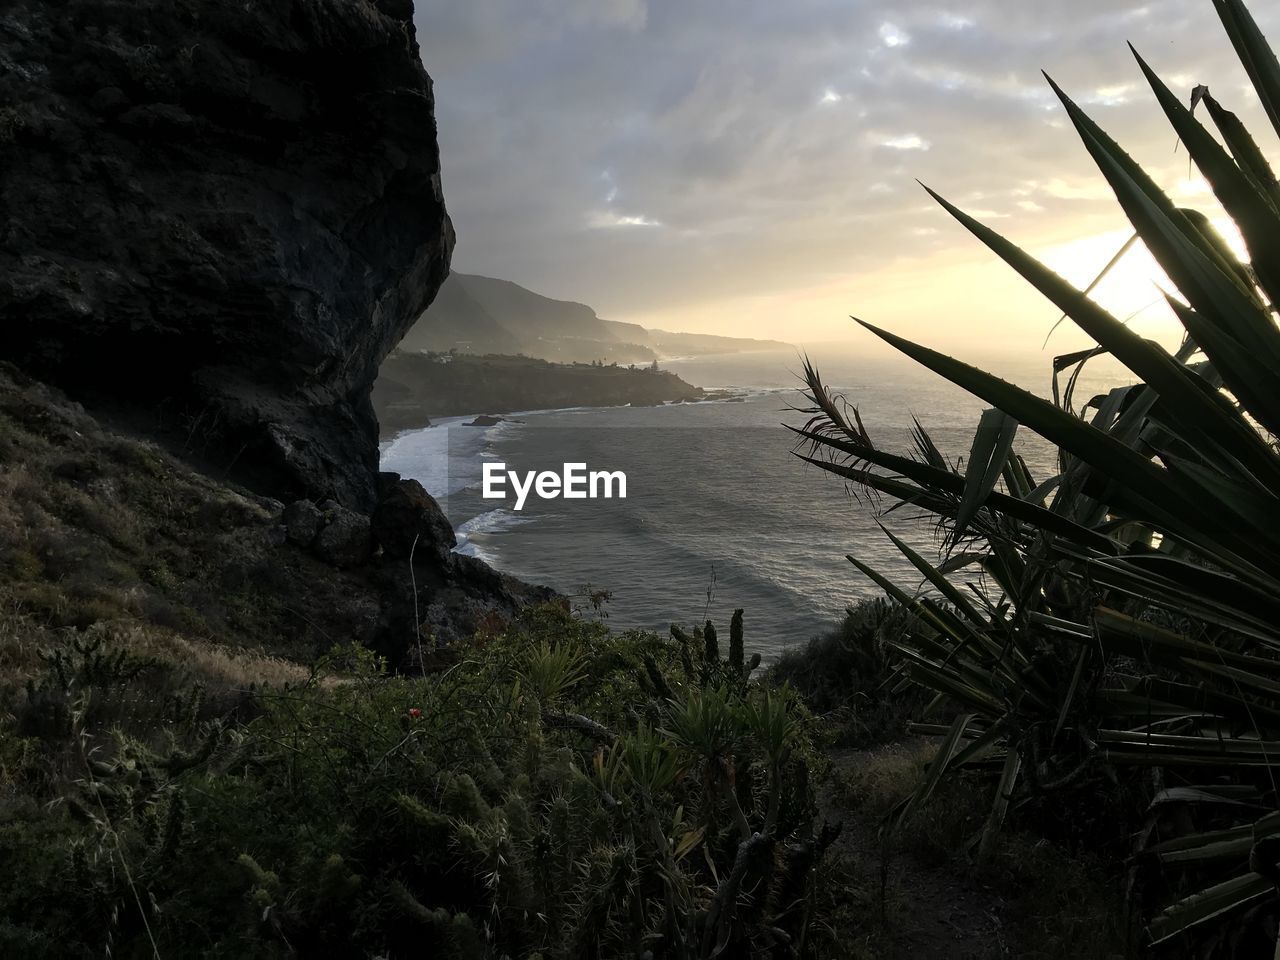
396, 276, 523, 356
401, 273, 790, 362
0, 365, 550, 672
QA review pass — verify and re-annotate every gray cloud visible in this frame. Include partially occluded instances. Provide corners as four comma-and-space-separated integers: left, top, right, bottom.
412, 0, 1278, 332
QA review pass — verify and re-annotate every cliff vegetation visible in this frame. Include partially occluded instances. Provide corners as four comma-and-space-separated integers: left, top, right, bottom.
0, 377, 845, 955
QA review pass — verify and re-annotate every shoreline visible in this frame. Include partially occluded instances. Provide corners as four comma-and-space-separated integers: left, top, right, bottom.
376, 385, 796, 450
373, 351, 705, 434
376, 385, 810, 612
379, 404, 612, 451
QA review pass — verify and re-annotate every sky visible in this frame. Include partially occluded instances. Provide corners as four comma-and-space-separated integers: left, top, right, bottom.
410, 1, 1278, 356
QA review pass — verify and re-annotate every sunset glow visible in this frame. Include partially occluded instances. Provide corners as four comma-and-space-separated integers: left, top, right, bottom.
414, 1, 1277, 357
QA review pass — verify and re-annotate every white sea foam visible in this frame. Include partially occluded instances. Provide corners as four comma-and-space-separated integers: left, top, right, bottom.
453, 509, 539, 562
380, 409, 569, 558
371, 352, 1142, 655
380, 416, 487, 498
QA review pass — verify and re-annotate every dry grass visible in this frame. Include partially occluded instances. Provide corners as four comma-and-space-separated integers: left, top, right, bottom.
0, 602, 47, 683
0, 365, 400, 831
119, 627, 310, 690
831, 739, 936, 815
827, 741, 1129, 960
0, 364, 383, 678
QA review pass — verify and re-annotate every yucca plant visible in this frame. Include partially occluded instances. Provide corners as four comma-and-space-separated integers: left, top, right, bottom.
797, 0, 1280, 952
520, 641, 587, 704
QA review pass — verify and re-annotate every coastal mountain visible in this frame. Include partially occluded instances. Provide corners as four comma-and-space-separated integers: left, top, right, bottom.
398, 272, 790, 363
395, 273, 525, 357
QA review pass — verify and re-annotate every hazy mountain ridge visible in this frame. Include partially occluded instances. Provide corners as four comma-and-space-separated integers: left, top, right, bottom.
400, 273, 790, 363
396, 275, 524, 356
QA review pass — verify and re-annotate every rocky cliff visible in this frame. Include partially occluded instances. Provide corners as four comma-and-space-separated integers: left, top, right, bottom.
0, 0, 452, 510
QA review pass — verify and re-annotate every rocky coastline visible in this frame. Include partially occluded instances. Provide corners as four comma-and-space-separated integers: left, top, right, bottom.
373, 350, 705, 434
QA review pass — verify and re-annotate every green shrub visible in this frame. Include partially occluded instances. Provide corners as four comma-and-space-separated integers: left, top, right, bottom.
0, 604, 843, 958
770, 599, 924, 747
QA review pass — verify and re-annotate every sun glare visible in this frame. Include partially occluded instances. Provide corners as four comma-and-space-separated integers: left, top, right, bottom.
1035, 213, 1247, 345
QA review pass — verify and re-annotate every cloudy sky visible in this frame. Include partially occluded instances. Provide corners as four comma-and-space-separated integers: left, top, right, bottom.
411, 1, 1277, 354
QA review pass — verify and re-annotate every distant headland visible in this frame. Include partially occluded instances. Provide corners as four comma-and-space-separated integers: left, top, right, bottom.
396, 272, 790, 364
374, 351, 705, 434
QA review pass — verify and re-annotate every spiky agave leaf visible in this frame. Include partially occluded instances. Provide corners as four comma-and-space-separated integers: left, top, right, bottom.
661, 687, 744, 764
521, 642, 588, 704
794, 0, 1280, 946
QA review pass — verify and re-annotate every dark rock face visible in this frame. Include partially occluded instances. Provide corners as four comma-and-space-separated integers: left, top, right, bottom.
0, 0, 453, 510
312, 502, 373, 568
368, 471, 556, 660
282, 499, 324, 547
372, 472, 456, 560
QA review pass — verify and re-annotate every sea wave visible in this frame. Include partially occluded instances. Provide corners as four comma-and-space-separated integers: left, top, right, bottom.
453, 508, 540, 563
380, 415, 492, 498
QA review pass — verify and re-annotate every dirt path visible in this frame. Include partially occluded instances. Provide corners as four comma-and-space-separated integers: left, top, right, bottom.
821, 744, 1017, 960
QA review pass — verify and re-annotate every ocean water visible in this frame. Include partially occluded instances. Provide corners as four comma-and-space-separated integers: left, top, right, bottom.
380, 345, 1136, 660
